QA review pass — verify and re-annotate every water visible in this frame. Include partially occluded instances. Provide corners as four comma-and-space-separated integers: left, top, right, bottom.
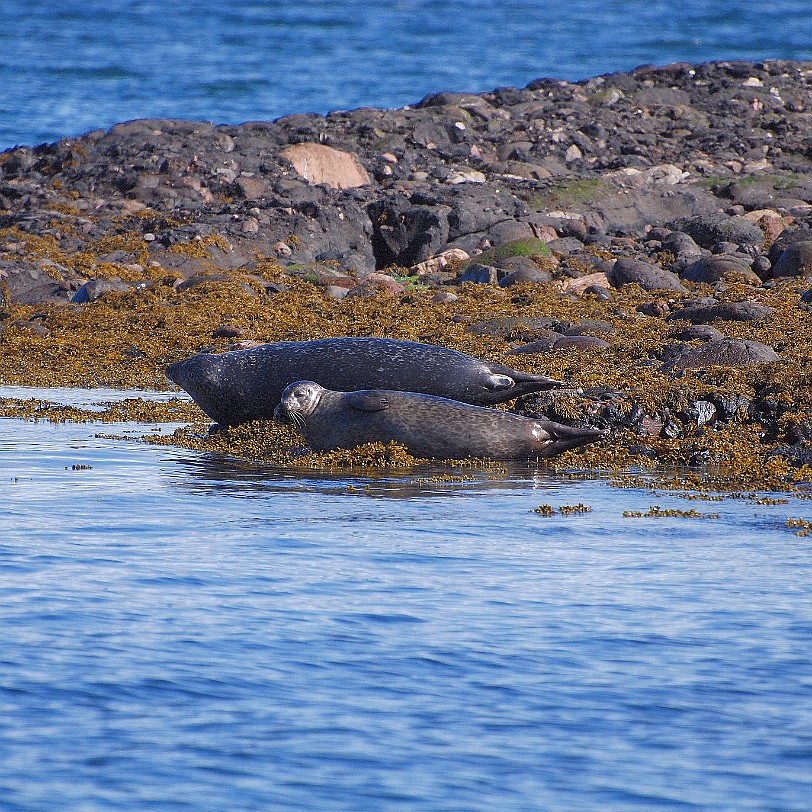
1, 0, 811, 149
1, 388, 811, 810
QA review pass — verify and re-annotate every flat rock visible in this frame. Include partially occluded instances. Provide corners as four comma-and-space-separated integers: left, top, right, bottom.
670, 324, 725, 341
667, 300, 774, 323
674, 213, 765, 249
663, 338, 779, 371
280, 143, 371, 189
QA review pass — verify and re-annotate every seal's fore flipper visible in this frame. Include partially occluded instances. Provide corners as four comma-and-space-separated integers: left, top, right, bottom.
345, 391, 391, 412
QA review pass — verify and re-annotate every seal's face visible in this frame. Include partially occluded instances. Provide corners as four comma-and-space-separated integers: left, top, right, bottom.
274, 380, 324, 427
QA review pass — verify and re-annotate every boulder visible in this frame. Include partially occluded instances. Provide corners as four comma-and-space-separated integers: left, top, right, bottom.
610, 257, 686, 291
280, 143, 371, 189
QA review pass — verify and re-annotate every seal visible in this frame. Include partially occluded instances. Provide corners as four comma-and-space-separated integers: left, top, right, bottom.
166, 337, 562, 427
274, 380, 606, 460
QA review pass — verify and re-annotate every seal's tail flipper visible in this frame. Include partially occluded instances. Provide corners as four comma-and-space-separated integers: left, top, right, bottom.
535, 420, 607, 457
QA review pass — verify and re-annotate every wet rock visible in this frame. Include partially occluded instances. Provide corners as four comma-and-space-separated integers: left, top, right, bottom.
609, 257, 686, 291
682, 400, 717, 425
667, 300, 774, 323
2, 265, 70, 305
663, 338, 779, 371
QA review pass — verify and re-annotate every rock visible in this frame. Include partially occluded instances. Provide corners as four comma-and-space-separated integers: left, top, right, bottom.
508, 334, 610, 354
772, 241, 812, 278
498, 267, 553, 287
368, 199, 450, 267
343, 273, 405, 298
212, 324, 246, 339
670, 324, 724, 341
556, 272, 612, 296
71, 277, 131, 303
323, 285, 350, 300
667, 300, 774, 323
546, 236, 586, 254
609, 257, 686, 291
661, 231, 704, 260
408, 248, 469, 276
2, 265, 70, 305
279, 143, 371, 189
457, 263, 501, 285
680, 254, 762, 284
674, 213, 765, 249
465, 316, 558, 339
636, 300, 670, 317
663, 338, 779, 371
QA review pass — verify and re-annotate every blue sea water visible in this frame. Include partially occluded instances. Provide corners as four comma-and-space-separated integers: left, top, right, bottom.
1, 388, 812, 810
1, 0, 811, 149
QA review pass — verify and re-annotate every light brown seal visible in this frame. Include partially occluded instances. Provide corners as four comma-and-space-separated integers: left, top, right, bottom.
166, 337, 562, 427
274, 381, 606, 460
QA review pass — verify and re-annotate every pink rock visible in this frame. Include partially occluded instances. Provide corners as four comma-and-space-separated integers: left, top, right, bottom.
280, 143, 371, 190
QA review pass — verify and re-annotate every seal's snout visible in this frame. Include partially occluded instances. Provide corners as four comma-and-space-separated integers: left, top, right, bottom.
165, 360, 184, 386
272, 401, 290, 423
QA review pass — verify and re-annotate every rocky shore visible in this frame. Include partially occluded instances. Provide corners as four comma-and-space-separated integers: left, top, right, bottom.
2, 59, 812, 488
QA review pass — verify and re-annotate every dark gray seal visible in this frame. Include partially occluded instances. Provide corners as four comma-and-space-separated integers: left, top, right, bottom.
166, 337, 562, 427
274, 380, 606, 460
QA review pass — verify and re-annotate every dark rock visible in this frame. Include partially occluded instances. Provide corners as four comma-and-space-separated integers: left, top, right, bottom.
508, 334, 610, 354
609, 257, 686, 291
771, 240, 812, 278
547, 236, 585, 254
661, 231, 703, 259
498, 267, 553, 287
71, 277, 131, 303
663, 338, 779, 371
212, 325, 246, 339
457, 263, 501, 285
680, 254, 762, 284
671, 324, 724, 341
368, 199, 449, 268
683, 400, 717, 425
636, 300, 670, 317
465, 316, 558, 339
667, 300, 774, 323
675, 213, 765, 249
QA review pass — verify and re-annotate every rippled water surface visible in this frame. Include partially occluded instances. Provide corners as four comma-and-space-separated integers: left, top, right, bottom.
1, 0, 811, 148
1, 388, 811, 810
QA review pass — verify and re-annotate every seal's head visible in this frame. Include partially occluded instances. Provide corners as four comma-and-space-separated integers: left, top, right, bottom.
274, 380, 325, 428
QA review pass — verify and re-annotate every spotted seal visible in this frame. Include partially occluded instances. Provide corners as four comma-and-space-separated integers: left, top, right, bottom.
274, 380, 606, 460
166, 337, 562, 427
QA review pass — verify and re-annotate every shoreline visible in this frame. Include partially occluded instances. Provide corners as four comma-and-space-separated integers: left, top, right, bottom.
1, 59, 812, 489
